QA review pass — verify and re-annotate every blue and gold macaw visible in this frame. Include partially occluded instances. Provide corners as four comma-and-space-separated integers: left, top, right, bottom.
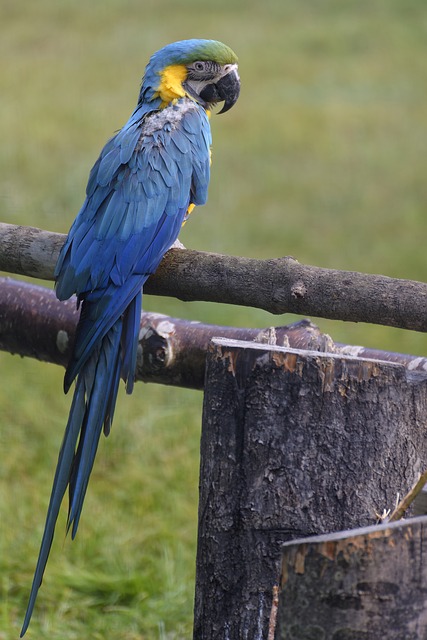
21, 39, 239, 635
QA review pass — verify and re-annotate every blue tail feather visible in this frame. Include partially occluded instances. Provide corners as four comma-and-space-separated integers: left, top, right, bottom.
20, 314, 129, 636
121, 290, 142, 394
64, 278, 145, 393
20, 380, 87, 637
67, 320, 123, 538
103, 347, 122, 437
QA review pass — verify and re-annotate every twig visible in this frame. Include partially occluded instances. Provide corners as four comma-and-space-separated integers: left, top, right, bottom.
267, 585, 279, 640
388, 469, 427, 522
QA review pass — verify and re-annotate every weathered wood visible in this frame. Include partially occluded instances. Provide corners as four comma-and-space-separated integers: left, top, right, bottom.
0, 223, 64, 280
2, 222, 427, 331
276, 516, 427, 639
194, 339, 427, 640
3, 278, 427, 389
0, 277, 326, 387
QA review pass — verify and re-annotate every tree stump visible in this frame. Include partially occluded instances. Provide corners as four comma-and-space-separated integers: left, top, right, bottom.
193, 338, 427, 640
276, 516, 427, 639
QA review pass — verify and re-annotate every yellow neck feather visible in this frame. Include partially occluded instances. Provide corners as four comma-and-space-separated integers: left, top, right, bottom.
155, 64, 187, 107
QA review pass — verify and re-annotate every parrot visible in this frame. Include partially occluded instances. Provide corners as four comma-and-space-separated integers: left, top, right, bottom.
20, 38, 240, 636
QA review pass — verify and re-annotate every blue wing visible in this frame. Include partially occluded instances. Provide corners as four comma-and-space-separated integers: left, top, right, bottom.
20, 99, 211, 636
56, 102, 211, 386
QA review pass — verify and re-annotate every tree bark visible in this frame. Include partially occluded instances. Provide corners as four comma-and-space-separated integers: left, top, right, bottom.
2, 277, 427, 388
194, 338, 427, 640
276, 516, 427, 639
2, 222, 427, 331
0, 223, 63, 280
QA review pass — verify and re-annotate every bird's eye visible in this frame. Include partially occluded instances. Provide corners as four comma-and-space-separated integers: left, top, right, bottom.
194, 62, 205, 72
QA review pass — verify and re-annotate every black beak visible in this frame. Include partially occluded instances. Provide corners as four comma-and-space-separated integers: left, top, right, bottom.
199, 67, 240, 114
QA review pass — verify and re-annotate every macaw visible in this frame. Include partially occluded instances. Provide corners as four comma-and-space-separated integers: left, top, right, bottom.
21, 38, 240, 635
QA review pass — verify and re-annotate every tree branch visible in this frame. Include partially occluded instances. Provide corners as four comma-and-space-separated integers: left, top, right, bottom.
1, 221, 427, 332
0, 223, 64, 280
1, 278, 427, 389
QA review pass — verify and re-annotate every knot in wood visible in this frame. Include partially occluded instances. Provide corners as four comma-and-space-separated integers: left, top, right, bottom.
291, 280, 307, 299
139, 323, 172, 372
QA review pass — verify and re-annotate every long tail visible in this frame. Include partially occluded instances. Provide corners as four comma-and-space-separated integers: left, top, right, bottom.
20, 291, 142, 636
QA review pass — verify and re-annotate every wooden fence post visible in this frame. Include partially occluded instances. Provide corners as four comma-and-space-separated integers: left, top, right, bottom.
193, 338, 427, 639
276, 516, 427, 639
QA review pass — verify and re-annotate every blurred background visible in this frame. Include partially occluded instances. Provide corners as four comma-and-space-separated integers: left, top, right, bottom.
1, 0, 426, 637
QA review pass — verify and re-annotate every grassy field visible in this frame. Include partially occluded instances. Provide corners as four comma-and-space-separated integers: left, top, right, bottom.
1, 0, 427, 637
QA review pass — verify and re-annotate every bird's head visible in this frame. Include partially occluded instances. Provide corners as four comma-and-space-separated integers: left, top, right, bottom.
140, 39, 240, 114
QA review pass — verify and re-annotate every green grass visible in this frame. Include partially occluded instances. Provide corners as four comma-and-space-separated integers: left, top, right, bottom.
1, 0, 427, 637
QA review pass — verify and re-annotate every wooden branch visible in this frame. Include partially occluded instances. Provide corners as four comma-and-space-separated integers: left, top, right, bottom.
1, 222, 427, 332
0, 223, 64, 280
2, 277, 427, 389
0, 277, 329, 388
